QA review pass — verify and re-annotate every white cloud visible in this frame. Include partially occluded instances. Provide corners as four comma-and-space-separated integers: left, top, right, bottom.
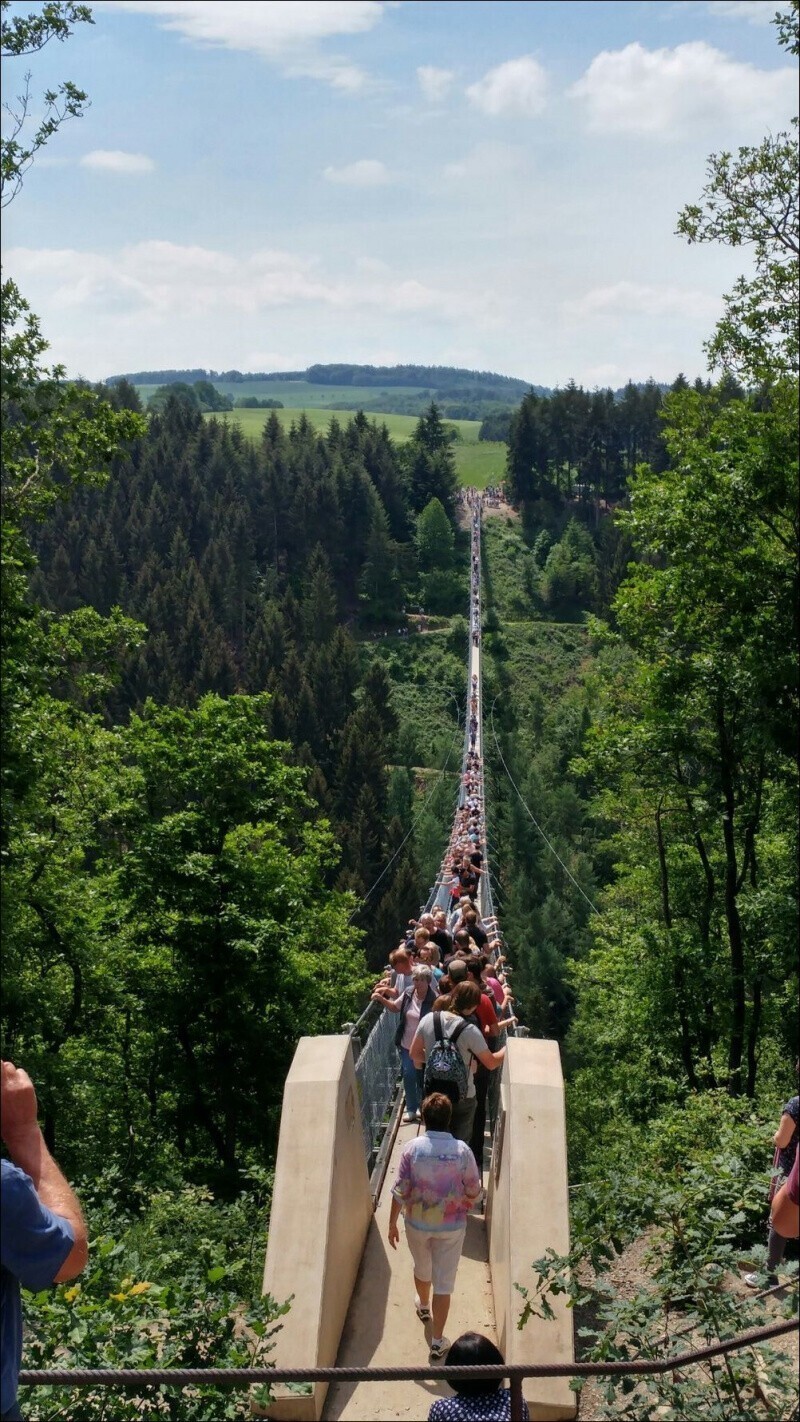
417, 65, 454, 103
564, 281, 722, 323
100, 1, 392, 90
323, 158, 390, 186
5, 240, 479, 324
443, 141, 526, 183
466, 55, 549, 118
80, 149, 155, 174
706, 1, 775, 24
104, 0, 388, 49
569, 41, 796, 137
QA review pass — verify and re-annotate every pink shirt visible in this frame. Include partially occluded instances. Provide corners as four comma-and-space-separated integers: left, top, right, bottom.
391, 1131, 481, 1231
401, 992, 423, 1050
484, 976, 504, 1007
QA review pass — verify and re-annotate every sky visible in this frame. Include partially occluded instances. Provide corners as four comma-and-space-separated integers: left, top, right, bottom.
2, 0, 796, 387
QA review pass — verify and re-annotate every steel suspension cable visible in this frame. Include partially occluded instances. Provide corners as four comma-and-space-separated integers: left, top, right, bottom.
348, 713, 463, 924
489, 699, 600, 916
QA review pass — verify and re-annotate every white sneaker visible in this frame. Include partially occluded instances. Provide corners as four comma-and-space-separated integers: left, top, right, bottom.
429, 1336, 450, 1362
403, 1111, 417, 1123
744, 1271, 778, 1288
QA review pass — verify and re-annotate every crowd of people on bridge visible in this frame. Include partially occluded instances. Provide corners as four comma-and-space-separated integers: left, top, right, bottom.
371, 495, 524, 1377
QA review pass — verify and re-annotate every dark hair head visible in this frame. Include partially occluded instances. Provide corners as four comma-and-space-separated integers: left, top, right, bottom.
421, 1093, 452, 1132
445, 1333, 505, 1396
450, 980, 481, 1016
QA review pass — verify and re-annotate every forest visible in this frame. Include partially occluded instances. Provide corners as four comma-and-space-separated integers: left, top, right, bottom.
1, 2, 798, 1418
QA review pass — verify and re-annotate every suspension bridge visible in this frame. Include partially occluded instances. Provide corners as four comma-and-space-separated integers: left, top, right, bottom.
261, 495, 575, 1421
17, 496, 798, 1418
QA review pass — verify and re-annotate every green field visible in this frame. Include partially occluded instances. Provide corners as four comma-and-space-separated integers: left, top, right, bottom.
203, 407, 504, 487
452, 440, 505, 488
134, 379, 433, 409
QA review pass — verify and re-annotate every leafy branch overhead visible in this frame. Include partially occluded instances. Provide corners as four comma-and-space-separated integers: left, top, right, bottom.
676, 6, 799, 382
0, 0, 93, 207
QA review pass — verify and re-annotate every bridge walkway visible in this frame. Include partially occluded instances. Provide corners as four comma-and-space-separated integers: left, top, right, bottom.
322, 1118, 496, 1421
262, 493, 574, 1422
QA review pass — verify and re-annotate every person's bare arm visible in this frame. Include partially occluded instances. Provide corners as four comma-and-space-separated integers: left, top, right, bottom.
372, 983, 400, 1003
774, 1113, 797, 1149
1, 1061, 88, 1282
372, 992, 402, 1012
477, 1043, 506, 1071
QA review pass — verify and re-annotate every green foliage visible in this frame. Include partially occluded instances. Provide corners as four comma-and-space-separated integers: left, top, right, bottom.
676, 7, 798, 383
505, 380, 667, 509
575, 380, 799, 1097
540, 519, 597, 615
480, 518, 597, 1037
518, 1096, 798, 1419
416, 497, 462, 613
405, 403, 460, 519
21, 1169, 288, 1420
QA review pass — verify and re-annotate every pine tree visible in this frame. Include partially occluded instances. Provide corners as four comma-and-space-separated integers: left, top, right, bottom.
303, 545, 337, 646
406, 403, 459, 517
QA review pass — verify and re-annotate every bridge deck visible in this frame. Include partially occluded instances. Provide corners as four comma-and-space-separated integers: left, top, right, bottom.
322, 1118, 497, 1421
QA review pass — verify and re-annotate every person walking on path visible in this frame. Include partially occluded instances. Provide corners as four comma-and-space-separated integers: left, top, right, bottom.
388, 1094, 481, 1363
1, 1060, 88, 1422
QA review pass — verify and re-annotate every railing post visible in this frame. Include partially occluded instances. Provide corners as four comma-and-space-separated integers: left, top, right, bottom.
510, 1374, 525, 1421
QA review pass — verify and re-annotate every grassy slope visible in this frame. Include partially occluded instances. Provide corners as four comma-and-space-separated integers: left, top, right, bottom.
135, 379, 433, 407
481, 513, 591, 755
202, 407, 505, 488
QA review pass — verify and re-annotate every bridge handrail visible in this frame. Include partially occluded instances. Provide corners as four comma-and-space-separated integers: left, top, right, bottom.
18, 1315, 799, 1422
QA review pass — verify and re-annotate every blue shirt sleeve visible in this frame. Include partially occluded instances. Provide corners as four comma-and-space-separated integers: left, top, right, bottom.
1, 1160, 75, 1291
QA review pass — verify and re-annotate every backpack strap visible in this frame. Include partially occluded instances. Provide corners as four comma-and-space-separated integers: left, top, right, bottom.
433, 1011, 444, 1043
449, 1016, 478, 1063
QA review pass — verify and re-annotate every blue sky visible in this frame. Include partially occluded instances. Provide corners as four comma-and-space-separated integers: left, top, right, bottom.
2, 0, 796, 386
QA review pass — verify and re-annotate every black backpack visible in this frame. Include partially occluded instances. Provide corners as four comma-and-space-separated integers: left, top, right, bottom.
423, 1013, 471, 1105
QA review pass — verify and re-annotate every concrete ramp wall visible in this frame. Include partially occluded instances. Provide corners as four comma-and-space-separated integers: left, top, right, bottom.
261, 1036, 373, 1422
487, 1039, 576, 1421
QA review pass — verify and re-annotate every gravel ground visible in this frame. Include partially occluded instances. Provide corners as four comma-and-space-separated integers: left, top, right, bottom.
572, 1230, 798, 1420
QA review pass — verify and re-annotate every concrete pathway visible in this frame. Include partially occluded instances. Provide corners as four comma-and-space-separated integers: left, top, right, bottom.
322, 1117, 496, 1422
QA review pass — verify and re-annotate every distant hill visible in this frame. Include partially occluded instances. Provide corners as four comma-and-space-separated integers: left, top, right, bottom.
104, 365, 670, 421
105, 362, 540, 395
105, 363, 547, 418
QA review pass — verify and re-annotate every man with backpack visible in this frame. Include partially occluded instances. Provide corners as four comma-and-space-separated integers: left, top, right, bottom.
388, 1093, 482, 1363
410, 982, 505, 1152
